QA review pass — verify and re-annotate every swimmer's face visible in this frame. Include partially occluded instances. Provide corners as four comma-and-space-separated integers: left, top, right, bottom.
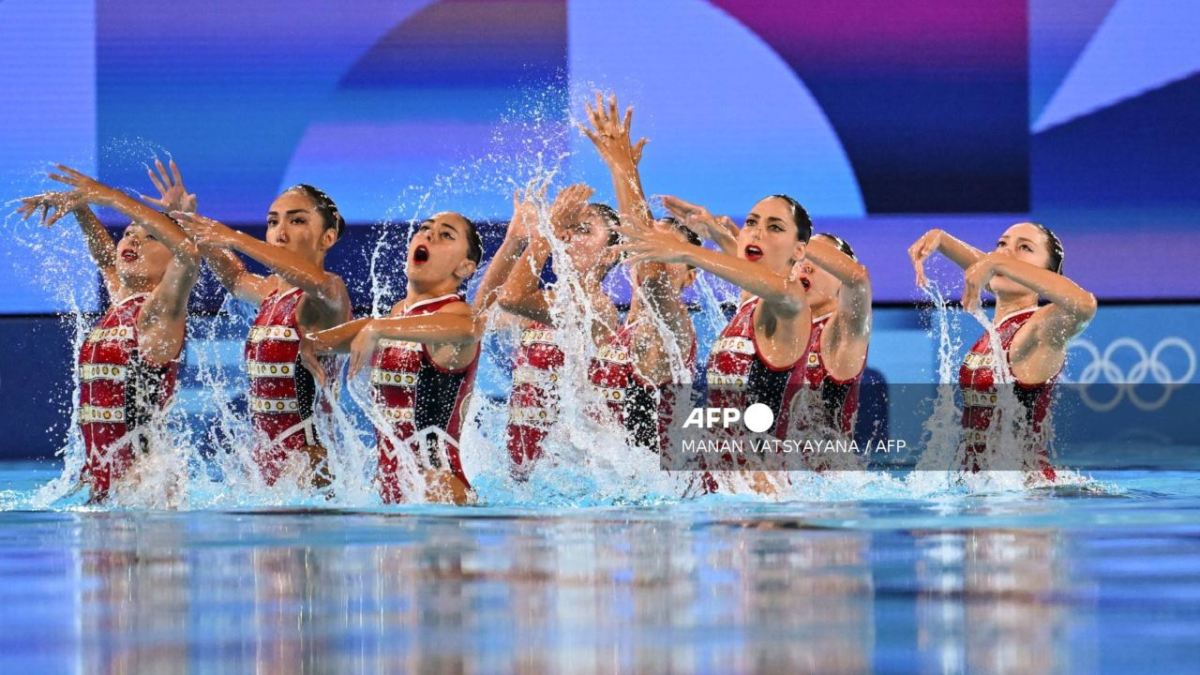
265, 190, 336, 263
560, 205, 616, 279
796, 235, 842, 313
115, 223, 171, 287
987, 222, 1055, 296
738, 197, 807, 276
406, 212, 477, 287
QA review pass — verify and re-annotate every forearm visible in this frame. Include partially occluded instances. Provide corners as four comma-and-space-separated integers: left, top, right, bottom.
807, 237, 868, 288
226, 229, 334, 298
369, 314, 477, 345
105, 192, 191, 251
991, 258, 1096, 315
473, 232, 526, 312
937, 232, 985, 270
310, 317, 371, 354
606, 161, 652, 227
683, 248, 805, 314
496, 239, 553, 324
72, 205, 116, 270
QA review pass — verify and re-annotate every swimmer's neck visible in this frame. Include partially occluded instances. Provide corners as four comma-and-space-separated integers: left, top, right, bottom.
993, 292, 1039, 321
810, 298, 835, 318
404, 279, 462, 305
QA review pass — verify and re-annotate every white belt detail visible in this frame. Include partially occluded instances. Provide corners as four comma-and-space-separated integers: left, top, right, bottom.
513, 365, 558, 386
247, 360, 295, 379
509, 406, 557, 425
707, 372, 749, 390
714, 336, 755, 356
963, 390, 1000, 408
247, 326, 299, 343
379, 406, 415, 423
87, 326, 134, 344
371, 368, 418, 387
521, 329, 557, 346
79, 405, 126, 424
595, 385, 626, 402
249, 396, 300, 414
80, 364, 128, 382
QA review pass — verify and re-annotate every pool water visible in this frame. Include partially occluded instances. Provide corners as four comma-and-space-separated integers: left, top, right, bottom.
1, 463, 1197, 673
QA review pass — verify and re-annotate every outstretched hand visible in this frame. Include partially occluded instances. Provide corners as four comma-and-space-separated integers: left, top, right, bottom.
548, 183, 594, 240
47, 165, 119, 205
615, 220, 692, 266
15, 191, 89, 227
298, 332, 328, 389
142, 158, 197, 213
579, 92, 647, 168
171, 210, 234, 250
661, 195, 736, 251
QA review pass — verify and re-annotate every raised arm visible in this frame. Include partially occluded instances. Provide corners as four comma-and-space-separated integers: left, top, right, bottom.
581, 92, 651, 228
908, 228, 985, 287
17, 191, 119, 296
807, 236, 872, 337
472, 187, 535, 314
173, 211, 346, 315
620, 224, 808, 318
48, 165, 192, 253
963, 254, 1097, 347
495, 225, 555, 326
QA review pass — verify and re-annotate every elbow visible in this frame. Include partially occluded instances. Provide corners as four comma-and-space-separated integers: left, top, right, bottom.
496, 286, 521, 313
1077, 292, 1098, 322
845, 265, 871, 291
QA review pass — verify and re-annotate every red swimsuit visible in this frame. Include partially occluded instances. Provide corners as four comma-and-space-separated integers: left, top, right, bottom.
371, 294, 479, 503
79, 293, 179, 499
244, 287, 332, 484
777, 313, 864, 439
959, 307, 1057, 479
505, 322, 563, 476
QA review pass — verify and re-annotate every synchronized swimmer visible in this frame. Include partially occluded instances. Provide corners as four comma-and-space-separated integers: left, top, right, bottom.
16, 93, 1097, 504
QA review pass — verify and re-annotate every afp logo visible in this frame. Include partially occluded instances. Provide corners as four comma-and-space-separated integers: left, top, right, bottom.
682, 403, 776, 433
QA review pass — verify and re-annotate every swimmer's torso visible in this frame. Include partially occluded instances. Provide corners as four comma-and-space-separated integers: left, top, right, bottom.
371, 293, 478, 502
79, 293, 179, 499
960, 307, 1057, 477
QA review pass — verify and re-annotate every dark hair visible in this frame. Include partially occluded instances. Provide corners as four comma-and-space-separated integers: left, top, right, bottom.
815, 232, 857, 261
763, 194, 813, 242
588, 203, 622, 246
1029, 222, 1064, 273
461, 215, 484, 265
657, 215, 703, 270
287, 184, 345, 240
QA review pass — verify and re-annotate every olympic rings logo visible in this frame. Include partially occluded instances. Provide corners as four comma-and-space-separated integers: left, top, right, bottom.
1061, 338, 1196, 411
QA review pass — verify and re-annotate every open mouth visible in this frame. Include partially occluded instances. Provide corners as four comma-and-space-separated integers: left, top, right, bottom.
744, 245, 763, 262
413, 245, 430, 264
120, 250, 139, 262
800, 276, 811, 291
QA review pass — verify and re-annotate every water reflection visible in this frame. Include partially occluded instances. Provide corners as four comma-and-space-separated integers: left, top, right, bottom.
0, 505, 1156, 672
915, 525, 1081, 674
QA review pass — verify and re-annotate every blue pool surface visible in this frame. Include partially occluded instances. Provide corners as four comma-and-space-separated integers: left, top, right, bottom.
1, 462, 1198, 673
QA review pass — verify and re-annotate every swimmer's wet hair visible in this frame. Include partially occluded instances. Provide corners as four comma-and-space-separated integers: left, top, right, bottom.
815, 232, 857, 262
588, 203, 622, 246
764, 194, 813, 243
1029, 222, 1064, 274
287, 184, 345, 240
461, 215, 484, 265
659, 215, 703, 270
